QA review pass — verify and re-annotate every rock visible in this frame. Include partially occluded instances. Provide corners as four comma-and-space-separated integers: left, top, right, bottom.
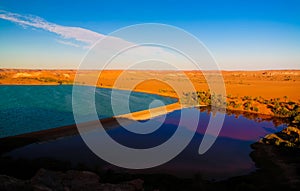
32, 184, 53, 191
123, 179, 144, 190
63, 170, 101, 191
31, 169, 101, 191
98, 179, 144, 191
260, 126, 300, 148
29, 169, 143, 191
0, 169, 144, 191
31, 168, 65, 191
0, 175, 31, 191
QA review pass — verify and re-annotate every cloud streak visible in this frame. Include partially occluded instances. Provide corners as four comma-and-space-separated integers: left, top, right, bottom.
55, 39, 81, 48
0, 10, 105, 47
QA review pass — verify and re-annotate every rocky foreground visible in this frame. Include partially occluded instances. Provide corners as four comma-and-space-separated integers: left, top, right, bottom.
0, 169, 144, 191
261, 126, 300, 148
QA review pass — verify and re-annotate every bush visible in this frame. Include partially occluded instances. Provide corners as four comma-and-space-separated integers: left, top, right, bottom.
234, 104, 241, 108
293, 115, 300, 124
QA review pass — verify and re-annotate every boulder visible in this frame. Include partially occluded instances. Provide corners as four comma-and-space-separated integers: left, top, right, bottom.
0, 175, 31, 191
0, 169, 144, 191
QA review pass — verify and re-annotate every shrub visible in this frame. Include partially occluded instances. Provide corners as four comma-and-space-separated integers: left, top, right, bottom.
234, 103, 241, 108
293, 115, 300, 124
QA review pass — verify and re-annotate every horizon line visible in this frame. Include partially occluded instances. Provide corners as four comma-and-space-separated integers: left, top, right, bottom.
1, 68, 300, 72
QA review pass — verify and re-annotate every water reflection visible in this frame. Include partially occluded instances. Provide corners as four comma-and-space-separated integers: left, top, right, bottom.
1, 108, 287, 180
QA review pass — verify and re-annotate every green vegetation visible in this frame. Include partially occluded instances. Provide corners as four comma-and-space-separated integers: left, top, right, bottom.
243, 101, 251, 110
253, 106, 259, 112
16, 77, 72, 84
37, 77, 71, 84
182, 91, 300, 123
293, 115, 300, 124
38, 77, 57, 83
181, 90, 227, 107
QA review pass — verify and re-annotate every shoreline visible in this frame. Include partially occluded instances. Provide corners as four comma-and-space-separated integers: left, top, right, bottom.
0, 83, 296, 117
116, 102, 182, 121
0, 83, 292, 142
2, 102, 184, 140
0, 101, 184, 153
1, 83, 291, 117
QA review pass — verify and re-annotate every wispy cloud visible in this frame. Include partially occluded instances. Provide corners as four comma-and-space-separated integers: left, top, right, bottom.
0, 10, 105, 48
0, 10, 196, 70
55, 39, 81, 48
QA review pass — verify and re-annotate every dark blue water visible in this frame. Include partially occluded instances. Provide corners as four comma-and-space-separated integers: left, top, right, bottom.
2, 108, 287, 180
0, 85, 177, 138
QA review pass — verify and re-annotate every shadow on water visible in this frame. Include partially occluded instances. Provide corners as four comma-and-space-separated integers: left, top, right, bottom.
0, 107, 288, 181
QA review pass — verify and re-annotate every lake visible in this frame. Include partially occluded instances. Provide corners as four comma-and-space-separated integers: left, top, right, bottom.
0, 85, 287, 180
0, 85, 177, 138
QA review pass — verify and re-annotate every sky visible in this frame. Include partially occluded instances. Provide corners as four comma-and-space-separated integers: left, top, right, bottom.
0, 0, 300, 70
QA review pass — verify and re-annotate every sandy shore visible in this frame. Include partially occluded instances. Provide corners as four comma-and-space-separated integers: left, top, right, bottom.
116, 102, 183, 120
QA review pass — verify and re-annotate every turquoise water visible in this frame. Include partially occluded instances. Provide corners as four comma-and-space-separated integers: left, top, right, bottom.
0, 85, 177, 138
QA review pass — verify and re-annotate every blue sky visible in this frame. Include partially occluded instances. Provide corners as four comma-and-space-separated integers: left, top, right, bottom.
0, 0, 299, 70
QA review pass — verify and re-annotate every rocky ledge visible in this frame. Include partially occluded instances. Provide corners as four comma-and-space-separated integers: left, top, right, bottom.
260, 126, 300, 147
0, 168, 144, 191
